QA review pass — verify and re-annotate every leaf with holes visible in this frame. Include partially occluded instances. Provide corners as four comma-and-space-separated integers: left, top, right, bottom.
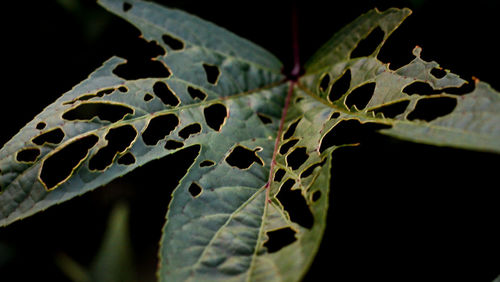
301, 8, 500, 152
1, 1, 499, 282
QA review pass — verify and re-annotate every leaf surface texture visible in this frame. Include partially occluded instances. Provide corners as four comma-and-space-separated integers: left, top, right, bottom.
0, 1, 499, 282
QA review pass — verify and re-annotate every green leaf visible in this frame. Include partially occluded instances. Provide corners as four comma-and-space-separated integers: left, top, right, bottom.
1, 1, 499, 282
89, 202, 136, 282
301, 8, 500, 153
56, 202, 135, 282
0, 0, 284, 227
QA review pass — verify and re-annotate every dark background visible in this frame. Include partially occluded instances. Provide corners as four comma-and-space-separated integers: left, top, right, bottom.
1, 0, 499, 281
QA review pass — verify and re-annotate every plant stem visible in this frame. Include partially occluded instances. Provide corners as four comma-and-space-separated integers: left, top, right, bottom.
265, 3, 300, 202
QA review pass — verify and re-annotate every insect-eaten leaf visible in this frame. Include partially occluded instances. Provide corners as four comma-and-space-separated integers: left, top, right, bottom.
1, 2, 499, 282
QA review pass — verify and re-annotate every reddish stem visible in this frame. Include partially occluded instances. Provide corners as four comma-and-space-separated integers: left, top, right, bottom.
265, 4, 300, 202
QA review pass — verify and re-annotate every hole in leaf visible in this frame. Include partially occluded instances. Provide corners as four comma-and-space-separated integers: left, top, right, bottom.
257, 113, 272, 124
403, 81, 439, 96
277, 179, 314, 229
165, 140, 184, 150
200, 160, 215, 167
350, 26, 385, 58
113, 60, 170, 80
286, 147, 309, 170
62, 102, 133, 123
300, 158, 326, 179
40, 134, 98, 190
345, 82, 376, 110
153, 81, 180, 107
274, 169, 286, 182
283, 118, 301, 140
279, 139, 299, 155
123, 2, 132, 12
117, 152, 136, 165
36, 122, 46, 130
16, 148, 41, 163
311, 190, 321, 202
371, 100, 410, 118
204, 103, 227, 131
178, 123, 202, 139
444, 81, 475, 95
112, 36, 167, 80
32, 128, 65, 145
319, 119, 390, 153
144, 93, 153, 101
225, 146, 263, 169
328, 69, 351, 103
202, 63, 220, 85
68, 88, 116, 105
118, 86, 128, 93
188, 182, 202, 197
407, 97, 457, 122
89, 125, 137, 171
162, 34, 184, 50
403, 80, 474, 96
330, 112, 341, 120
431, 67, 447, 79
187, 86, 207, 101
319, 73, 330, 92
142, 114, 179, 145
264, 227, 297, 253
98, 88, 116, 96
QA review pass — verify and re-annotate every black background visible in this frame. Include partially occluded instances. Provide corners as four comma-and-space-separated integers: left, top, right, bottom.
1, 0, 499, 281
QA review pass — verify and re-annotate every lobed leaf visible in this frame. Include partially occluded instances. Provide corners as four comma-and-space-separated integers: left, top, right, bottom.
1, 1, 499, 282
301, 8, 500, 153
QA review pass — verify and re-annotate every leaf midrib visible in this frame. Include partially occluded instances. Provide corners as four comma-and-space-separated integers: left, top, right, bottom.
1, 79, 286, 197
296, 82, 497, 140
185, 187, 266, 282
